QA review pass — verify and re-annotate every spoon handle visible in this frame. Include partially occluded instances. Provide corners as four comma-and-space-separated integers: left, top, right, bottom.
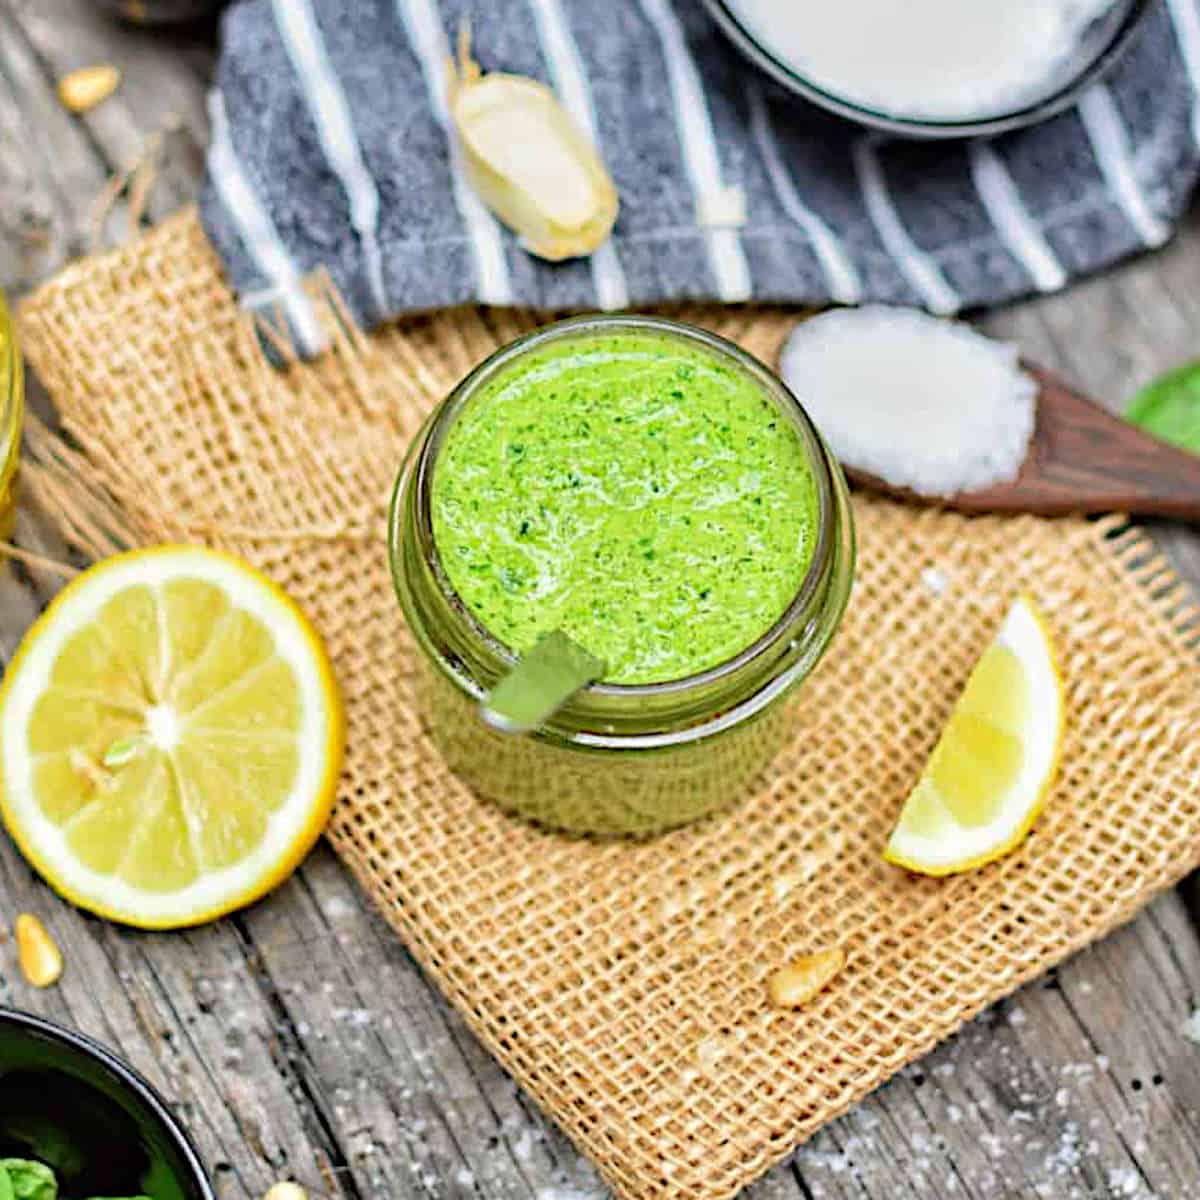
955, 368, 1200, 521
481, 630, 606, 736
846, 368, 1200, 521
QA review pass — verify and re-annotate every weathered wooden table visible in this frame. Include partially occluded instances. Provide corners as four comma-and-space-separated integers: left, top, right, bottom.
1, 3, 1199, 1198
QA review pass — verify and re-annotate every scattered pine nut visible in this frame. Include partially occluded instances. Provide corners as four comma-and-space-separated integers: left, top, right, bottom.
58, 65, 121, 114
768, 947, 845, 1009
263, 1184, 307, 1200
16, 914, 63, 988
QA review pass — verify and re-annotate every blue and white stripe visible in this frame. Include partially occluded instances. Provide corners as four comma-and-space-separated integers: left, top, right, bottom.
271, 0, 388, 318
1078, 84, 1170, 248
748, 84, 860, 305
636, 0, 752, 303
1165, 0, 1200, 148
968, 141, 1066, 293
205, 89, 326, 356
526, 0, 629, 311
201, 0, 1197, 347
853, 136, 960, 314
393, 0, 513, 306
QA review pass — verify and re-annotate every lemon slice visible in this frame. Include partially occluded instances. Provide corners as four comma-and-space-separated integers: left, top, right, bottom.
0, 546, 343, 928
885, 595, 1063, 876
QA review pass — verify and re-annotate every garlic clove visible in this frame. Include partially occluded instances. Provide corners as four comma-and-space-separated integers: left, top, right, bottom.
447, 26, 618, 262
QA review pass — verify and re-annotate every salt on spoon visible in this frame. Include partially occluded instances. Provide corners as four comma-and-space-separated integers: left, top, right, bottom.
780, 306, 1036, 499
780, 305, 1200, 521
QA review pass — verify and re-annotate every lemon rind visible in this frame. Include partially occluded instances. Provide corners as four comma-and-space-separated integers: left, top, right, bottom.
0, 545, 344, 929
884, 594, 1064, 877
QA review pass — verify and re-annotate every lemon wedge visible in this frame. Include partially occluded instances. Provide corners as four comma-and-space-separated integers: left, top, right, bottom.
0, 546, 343, 928
885, 595, 1063, 876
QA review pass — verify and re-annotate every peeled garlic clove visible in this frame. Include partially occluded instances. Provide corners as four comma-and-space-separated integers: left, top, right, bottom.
16, 914, 63, 988
447, 27, 618, 262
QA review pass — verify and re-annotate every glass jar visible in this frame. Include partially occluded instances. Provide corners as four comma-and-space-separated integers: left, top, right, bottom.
389, 315, 855, 836
0, 293, 23, 543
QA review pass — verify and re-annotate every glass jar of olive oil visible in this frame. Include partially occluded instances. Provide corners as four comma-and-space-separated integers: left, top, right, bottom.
0, 294, 23, 542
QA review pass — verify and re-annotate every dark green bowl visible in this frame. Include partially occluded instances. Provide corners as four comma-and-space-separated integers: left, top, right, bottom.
0, 1010, 214, 1200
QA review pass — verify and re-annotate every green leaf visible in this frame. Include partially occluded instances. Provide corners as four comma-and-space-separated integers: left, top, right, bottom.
0, 1160, 56, 1200
1126, 361, 1200, 454
0, 1164, 15, 1200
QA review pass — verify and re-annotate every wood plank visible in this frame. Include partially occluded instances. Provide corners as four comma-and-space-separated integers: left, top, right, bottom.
0, 834, 350, 1200
741, 889, 1200, 1200
0, 0, 213, 282
242, 850, 613, 1199
11, 0, 212, 222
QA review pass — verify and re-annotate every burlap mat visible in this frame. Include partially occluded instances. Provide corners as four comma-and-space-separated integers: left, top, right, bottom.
16, 210, 1200, 1200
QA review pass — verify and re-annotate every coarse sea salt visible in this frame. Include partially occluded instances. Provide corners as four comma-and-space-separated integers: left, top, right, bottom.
779, 306, 1037, 499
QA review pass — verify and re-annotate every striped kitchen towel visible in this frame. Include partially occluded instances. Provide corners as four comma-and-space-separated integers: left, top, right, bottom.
201, 0, 1200, 354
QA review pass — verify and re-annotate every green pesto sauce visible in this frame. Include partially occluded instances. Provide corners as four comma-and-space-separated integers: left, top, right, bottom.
431, 331, 820, 684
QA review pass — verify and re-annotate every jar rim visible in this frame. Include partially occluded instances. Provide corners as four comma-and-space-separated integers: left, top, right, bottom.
404, 313, 839, 702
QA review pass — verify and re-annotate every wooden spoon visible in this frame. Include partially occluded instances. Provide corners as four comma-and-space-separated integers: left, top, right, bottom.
844, 363, 1200, 520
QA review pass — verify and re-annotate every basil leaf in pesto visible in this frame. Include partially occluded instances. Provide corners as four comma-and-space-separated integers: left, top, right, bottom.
0, 1161, 56, 1200
1126, 361, 1200, 454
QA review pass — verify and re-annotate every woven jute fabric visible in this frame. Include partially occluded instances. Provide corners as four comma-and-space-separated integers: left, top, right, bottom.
16, 209, 1200, 1200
